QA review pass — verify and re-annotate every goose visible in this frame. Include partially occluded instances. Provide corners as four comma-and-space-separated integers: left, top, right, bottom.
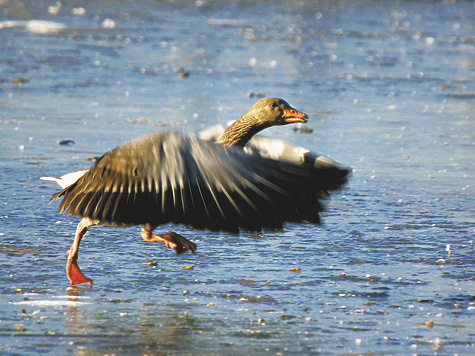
41, 97, 350, 285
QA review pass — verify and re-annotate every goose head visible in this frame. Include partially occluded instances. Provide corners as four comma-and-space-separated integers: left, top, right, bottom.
245, 97, 308, 127
216, 97, 308, 147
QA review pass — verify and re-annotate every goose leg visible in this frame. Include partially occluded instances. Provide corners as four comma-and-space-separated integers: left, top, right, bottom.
66, 218, 95, 285
141, 228, 196, 255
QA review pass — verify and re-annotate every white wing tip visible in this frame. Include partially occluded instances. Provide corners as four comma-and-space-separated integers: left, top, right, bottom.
40, 176, 58, 181
40, 170, 88, 189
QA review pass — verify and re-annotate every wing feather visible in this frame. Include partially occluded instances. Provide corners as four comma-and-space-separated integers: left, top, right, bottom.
50, 131, 349, 231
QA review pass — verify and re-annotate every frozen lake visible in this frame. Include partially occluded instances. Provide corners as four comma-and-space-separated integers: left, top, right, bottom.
1, 0, 474, 355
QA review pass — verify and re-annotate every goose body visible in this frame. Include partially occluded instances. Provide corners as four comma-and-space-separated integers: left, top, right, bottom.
43, 98, 350, 285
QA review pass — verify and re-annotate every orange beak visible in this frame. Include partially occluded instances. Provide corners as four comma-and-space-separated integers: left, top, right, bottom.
283, 107, 308, 124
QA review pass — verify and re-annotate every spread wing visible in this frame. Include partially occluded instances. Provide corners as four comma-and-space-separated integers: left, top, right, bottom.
52, 131, 349, 232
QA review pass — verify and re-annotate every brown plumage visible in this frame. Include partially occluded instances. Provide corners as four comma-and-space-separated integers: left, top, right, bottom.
46, 97, 350, 285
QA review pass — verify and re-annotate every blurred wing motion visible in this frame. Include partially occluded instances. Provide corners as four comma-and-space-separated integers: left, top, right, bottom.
50, 131, 349, 232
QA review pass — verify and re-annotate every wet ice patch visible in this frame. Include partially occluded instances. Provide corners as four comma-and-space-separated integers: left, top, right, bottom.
13, 295, 91, 307
0, 20, 66, 34
27, 20, 66, 34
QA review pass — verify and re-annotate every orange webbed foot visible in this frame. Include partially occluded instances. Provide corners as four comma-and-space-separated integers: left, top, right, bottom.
65, 219, 94, 285
141, 229, 197, 255
66, 250, 92, 285
162, 232, 197, 255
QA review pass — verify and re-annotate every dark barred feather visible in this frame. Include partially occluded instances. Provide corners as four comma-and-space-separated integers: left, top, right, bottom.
51, 131, 350, 232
